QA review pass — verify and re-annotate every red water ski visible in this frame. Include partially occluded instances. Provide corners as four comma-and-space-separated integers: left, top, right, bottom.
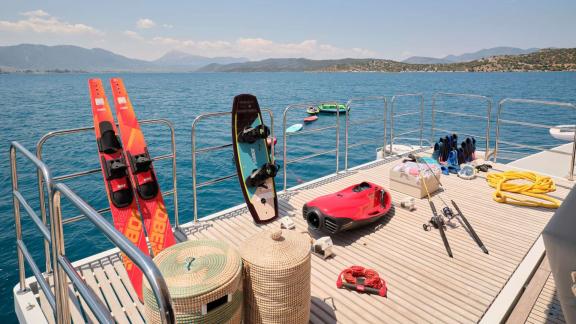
88, 79, 149, 300
110, 78, 176, 256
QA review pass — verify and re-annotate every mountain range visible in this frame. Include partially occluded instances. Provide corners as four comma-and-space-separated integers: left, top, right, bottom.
0, 44, 573, 73
0, 44, 247, 72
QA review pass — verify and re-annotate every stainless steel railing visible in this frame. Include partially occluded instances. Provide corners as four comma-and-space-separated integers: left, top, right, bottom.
10, 141, 175, 323
344, 97, 387, 170
36, 119, 180, 227
53, 183, 175, 324
282, 102, 341, 190
389, 94, 424, 154
191, 109, 274, 222
494, 98, 576, 181
10, 141, 57, 314
432, 92, 493, 159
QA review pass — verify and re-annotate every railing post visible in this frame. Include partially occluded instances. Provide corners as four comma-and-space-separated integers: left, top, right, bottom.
51, 191, 70, 324
335, 102, 340, 174
168, 122, 179, 229
419, 95, 424, 147
282, 106, 289, 191
345, 100, 350, 170
383, 98, 388, 159
191, 115, 199, 223
431, 94, 437, 146
10, 146, 26, 292
570, 130, 576, 181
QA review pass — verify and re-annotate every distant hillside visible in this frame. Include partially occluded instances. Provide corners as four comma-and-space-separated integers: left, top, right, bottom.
198, 58, 382, 72
0, 44, 152, 72
198, 48, 576, 72
322, 48, 576, 72
403, 46, 539, 64
154, 50, 248, 67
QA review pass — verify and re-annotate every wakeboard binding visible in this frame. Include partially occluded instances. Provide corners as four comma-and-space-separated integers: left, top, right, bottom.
239, 124, 270, 143
246, 162, 278, 187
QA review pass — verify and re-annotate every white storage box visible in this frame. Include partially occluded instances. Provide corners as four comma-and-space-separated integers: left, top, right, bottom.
390, 160, 441, 198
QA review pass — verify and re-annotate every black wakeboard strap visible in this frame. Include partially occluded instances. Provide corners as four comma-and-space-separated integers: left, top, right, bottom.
238, 125, 270, 144
246, 162, 278, 187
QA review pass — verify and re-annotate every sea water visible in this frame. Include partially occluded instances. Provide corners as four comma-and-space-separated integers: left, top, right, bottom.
0, 72, 575, 322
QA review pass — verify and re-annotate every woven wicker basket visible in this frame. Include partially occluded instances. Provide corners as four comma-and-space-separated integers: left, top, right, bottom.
143, 240, 243, 324
240, 229, 311, 324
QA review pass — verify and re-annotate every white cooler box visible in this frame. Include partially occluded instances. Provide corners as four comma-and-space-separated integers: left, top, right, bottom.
390, 160, 441, 198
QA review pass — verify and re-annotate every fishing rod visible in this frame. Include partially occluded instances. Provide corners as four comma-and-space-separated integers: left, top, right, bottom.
408, 153, 489, 255
412, 155, 453, 258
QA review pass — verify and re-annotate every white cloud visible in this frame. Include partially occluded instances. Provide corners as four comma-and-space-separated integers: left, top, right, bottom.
21, 10, 50, 18
162, 24, 174, 29
0, 10, 102, 35
148, 36, 377, 59
136, 18, 156, 29
124, 30, 144, 40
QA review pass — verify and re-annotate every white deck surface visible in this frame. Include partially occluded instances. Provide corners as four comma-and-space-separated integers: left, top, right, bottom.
508, 143, 575, 180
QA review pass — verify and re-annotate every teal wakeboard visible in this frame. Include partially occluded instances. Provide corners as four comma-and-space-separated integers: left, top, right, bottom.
232, 94, 278, 223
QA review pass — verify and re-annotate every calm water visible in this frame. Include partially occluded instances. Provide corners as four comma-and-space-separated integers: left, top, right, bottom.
1, 72, 575, 322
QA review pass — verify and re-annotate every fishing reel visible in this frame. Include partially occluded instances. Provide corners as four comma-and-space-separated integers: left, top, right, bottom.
422, 214, 445, 231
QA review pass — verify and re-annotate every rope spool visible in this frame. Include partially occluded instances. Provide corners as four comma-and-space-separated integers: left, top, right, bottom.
143, 240, 243, 323
486, 171, 561, 208
239, 230, 311, 324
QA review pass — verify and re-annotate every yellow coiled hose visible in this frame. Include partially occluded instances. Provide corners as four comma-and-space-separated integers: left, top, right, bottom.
486, 171, 561, 209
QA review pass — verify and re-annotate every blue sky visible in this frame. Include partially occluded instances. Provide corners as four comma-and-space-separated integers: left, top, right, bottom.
1, 0, 575, 61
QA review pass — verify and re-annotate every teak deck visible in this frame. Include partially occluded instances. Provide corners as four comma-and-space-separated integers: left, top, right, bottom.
25, 155, 574, 323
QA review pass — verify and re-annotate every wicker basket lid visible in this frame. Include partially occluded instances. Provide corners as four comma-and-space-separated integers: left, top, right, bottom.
240, 230, 310, 269
144, 240, 242, 299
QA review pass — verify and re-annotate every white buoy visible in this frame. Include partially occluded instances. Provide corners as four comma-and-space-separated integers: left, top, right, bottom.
549, 125, 576, 141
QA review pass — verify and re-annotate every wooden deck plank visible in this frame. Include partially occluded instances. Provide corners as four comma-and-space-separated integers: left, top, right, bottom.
101, 256, 145, 324
110, 254, 146, 317
91, 261, 130, 323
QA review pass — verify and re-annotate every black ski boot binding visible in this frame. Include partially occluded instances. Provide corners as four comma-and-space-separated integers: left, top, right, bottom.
101, 156, 134, 208
246, 162, 278, 187
238, 125, 270, 144
97, 121, 122, 154
127, 148, 159, 200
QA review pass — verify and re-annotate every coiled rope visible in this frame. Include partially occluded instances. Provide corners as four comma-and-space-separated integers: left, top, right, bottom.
486, 171, 560, 209
336, 266, 387, 297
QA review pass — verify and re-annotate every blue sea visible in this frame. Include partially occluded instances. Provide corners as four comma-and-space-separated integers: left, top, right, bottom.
1, 72, 575, 322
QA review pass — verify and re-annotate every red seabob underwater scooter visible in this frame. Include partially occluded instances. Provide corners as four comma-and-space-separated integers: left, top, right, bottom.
303, 182, 392, 234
